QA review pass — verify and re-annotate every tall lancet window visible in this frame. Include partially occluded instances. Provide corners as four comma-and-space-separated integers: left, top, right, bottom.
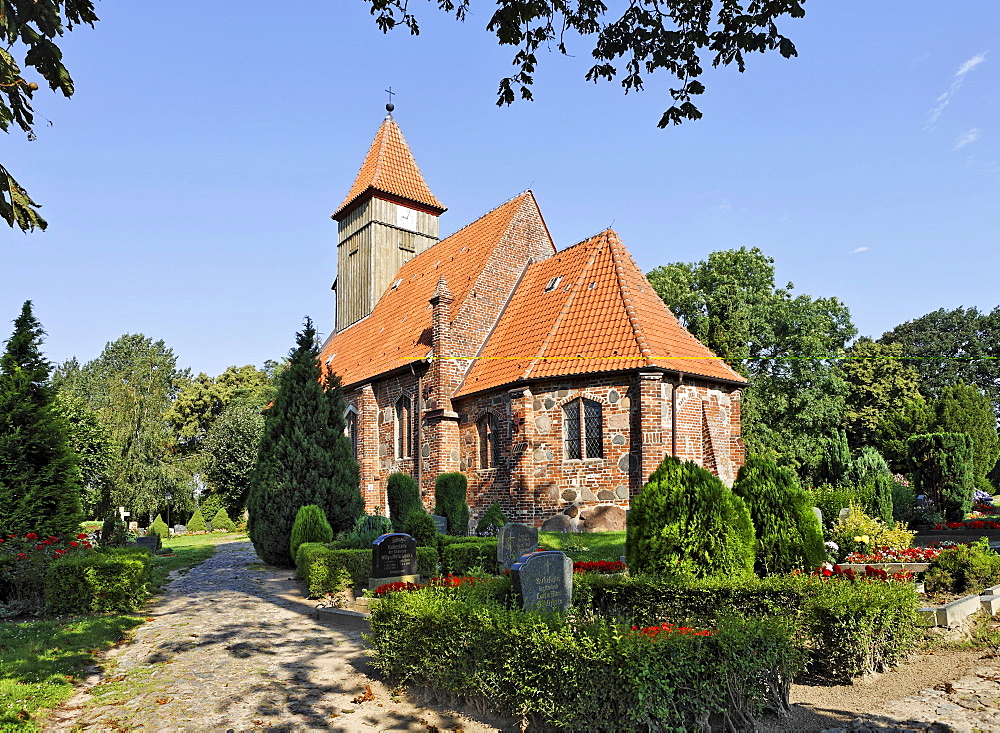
478, 413, 499, 469
394, 395, 413, 459
345, 410, 358, 459
563, 398, 604, 459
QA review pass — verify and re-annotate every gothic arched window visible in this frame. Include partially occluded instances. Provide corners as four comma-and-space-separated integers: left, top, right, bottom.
394, 395, 413, 458
345, 410, 358, 459
563, 398, 604, 459
478, 413, 499, 468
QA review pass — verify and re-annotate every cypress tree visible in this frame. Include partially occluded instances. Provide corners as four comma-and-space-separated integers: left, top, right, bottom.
387, 472, 421, 531
248, 318, 363, 567
932, 383, 1000, 493
908, 432, 975, 521
732, 455, 825, 575
0, 302, 83, 537
625, 457, 755, 579
433, 473, 470, 536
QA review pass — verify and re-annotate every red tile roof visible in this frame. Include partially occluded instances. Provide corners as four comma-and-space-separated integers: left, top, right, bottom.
332, 115, 446, 220
321, 192, 551, 387
455, 230, 746, 396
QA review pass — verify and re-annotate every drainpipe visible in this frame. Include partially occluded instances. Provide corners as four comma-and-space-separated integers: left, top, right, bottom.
411, 361, 422, 497
671, 373, 683, 457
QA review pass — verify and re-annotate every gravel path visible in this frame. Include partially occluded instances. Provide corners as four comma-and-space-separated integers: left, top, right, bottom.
46, 539, 509, 732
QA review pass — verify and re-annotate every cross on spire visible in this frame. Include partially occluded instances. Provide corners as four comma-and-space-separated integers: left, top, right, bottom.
385, 87, 395, 113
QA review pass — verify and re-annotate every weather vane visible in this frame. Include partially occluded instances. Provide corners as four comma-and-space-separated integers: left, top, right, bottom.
385, 87, 395, 113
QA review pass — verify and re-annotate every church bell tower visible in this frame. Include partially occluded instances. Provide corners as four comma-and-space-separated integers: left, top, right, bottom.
331, 106, 446, 332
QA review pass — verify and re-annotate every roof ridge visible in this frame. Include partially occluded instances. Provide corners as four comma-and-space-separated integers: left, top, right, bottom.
608, 231, 655, 368
368, 116, 391, 189
521, 231, 610, 380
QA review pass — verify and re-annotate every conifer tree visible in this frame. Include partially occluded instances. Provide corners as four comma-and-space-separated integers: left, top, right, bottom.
732, 455, 825, 575
248, 318, 363, 567
0, 302, 83, 537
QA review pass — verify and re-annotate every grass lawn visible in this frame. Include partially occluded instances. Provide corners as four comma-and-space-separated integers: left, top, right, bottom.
0, 615, 143, 730
539, 530, 625, 562
0, 532, 245, 730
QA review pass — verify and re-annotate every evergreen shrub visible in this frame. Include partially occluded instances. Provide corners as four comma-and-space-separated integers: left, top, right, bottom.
187, 507, 206, 532
149, 514, 169, 540
908, 432, 976, 521
296, 543, 438, 597
440, 539, 498, 575
199, 493, 224, 522
475, 502, 508, 536
891, 480, 917, 525
100, 513, 126, 547
387, 473, 422, 531
433, 473, 470, 536
45, 548, 151, 614
845, 447, 894, 524
732, 455, 826, 574
211, 507, 236, 532
290, 505, 333, 569
924, 538, 1000, 595
368, 587, 801, 730
625, 456, 755, 578
403, 509, 438, 547
827, 505, 914, 561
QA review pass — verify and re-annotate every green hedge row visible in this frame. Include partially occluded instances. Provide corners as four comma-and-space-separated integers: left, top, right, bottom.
296, 543, 438, 598
440, 539, 498, 575
45, 547, 152, 615
572, 572, 921, 679
369, 587, 801, 730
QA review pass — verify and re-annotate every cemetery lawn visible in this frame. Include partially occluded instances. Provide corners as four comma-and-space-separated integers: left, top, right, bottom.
0, 614, 143, 731
148, 533, 245, 593
539, 531, 625, 561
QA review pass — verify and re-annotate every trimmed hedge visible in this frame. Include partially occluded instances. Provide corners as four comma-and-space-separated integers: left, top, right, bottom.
45, 548, 152, 614
187, 507, 207, 532
440, 538, 498, 575
211, 507, 236, 532
296, 543, 438, 598
149, 514, 169, 540
572, 572, 920, 679
387, 473, 422, 531
369, 587, 801, 730
403, 510, 438, 547
290, 505, 333, 570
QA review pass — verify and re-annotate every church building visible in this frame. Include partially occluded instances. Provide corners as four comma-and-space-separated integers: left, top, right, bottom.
320, 110, 747, 531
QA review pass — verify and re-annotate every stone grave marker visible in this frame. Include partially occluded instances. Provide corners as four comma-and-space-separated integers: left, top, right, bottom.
136, 536, 159, 552
174, 525, 186, 535
128, 521, 138, 531
812, 507, 823, 527
370, 533, 419, 590
511, 551, 572, 613
838, 507, 852, 521
497, 523, 538, 569
431, 515, 448, 534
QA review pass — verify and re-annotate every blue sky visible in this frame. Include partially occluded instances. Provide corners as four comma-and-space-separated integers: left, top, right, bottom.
3, 0, 998, 376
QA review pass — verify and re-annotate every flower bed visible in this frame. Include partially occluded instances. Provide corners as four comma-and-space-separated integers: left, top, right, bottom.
573, 560, 625, 574
372, 575, 483, 597
845, 547, 940, 563
934, 520, 1000, 530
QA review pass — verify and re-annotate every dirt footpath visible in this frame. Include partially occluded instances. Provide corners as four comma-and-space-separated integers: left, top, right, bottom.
45, 539, 511, 732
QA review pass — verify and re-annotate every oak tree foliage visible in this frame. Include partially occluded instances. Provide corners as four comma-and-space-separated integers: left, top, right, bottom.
1, 0, 98, 231
363, 0, 805, 127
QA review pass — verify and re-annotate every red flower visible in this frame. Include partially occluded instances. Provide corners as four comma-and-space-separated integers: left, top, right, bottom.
25, 532, 38, 540
16, 553, 27, 560
69, 541, 79, 547
77, 533, 88, 539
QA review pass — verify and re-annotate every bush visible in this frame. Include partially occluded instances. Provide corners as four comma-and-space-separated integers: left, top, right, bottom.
572, 571, 920, 680
827, 505, 914, 562
335, 513, 395, 549
732, 455, 826, 575
290, 505, 333, 569
626, 456, 755, 579
100, 513, 126, 548
368, 587, 801, 730
440, 539, 498, 575
403, 509, 438, 547
296, 544, 438, 597
809, 485, 859, 531
924, 538, 1000, 595
845, 447, 894, 524
149, 514, 169, 540
187, 507, 206, 532
475, 502, 508, 536
211, 507, 236, 532
45, 548, 151, 614
387, 473, 422, 531
433, 473, 470, 537
908, 432, 976, 521
891, 480, 917, 525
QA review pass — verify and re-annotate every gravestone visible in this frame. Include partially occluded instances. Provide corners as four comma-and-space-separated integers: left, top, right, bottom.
136, 536, 159, 552
812, 507, 823, 527
511, 551, 572, 613
128, 521, 138, 531
174, 525, 187, 535
431, 515, 448, 534
838, 507, 852, 521
369, 533, 419, 590
497, 523, 538, 569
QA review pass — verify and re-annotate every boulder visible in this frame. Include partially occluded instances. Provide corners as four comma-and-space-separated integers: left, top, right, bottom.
579, 505, 627, 532
541, 513, 574, 533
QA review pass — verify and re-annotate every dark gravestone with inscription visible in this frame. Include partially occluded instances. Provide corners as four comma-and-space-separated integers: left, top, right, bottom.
511, 551, 572, 613
497, 523, 539, 569
431, 515, 448, 534
370, 533, 419, 590
136, 536, 159, 552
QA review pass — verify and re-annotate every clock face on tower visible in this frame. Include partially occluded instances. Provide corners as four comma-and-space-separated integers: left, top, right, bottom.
396, 205, 417, 231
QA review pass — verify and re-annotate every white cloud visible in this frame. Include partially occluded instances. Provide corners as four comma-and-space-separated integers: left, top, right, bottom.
954, 128, 981, 150
851, 246, 869, 254
927, 52, 988, 126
